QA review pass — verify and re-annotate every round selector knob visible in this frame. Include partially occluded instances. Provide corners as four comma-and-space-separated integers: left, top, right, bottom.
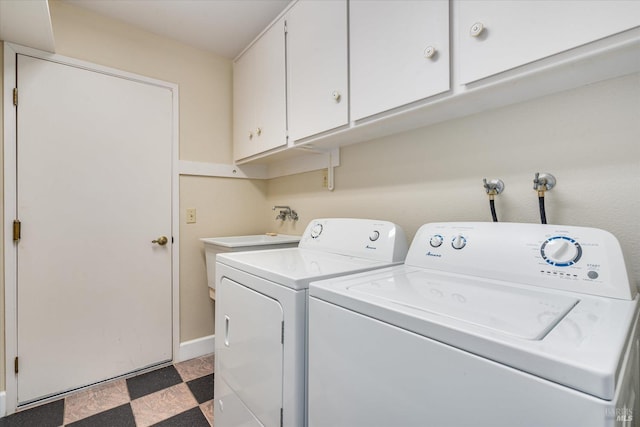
451, 235, 467, 250
540, 236, 582, 266
369, 230, 380, 242
429, 234, 444, 248
310, 223, 323, 239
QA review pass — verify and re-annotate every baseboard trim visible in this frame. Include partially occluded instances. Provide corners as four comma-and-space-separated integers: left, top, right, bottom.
0, 390, 6, 418
177, 335, 215, 362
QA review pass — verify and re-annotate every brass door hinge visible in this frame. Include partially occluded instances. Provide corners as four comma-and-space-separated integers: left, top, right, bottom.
13, 88, 18, 106
13, 220, 21, 241
15, 356, 19, 374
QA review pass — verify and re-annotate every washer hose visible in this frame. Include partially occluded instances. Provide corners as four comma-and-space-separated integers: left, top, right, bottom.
538, 192, 547, 224
489, 197, 498, 222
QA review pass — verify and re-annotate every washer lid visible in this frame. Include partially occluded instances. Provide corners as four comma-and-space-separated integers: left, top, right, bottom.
350, 270, 579, 340
217, 248, 394, 290
310, 266, 639, 400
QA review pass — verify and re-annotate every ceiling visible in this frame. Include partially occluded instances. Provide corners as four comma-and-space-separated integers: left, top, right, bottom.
64, 0, 291, 59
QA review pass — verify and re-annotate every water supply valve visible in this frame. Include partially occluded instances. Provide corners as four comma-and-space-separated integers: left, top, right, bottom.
483, 178, 504, 196
483, 178, 504, 223
533, 173, 556, 224
533, 172, 556, 194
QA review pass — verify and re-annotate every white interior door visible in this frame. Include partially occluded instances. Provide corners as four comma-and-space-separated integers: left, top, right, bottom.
16, 54, 173, 404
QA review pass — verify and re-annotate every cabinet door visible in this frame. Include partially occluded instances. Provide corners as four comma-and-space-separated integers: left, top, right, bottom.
350, 0, 450, 122
253, 18, 287, 156
233, 45, 257, 161
287, 0, 348, 142
233, 19, 287, 161
458, 0, 640, 84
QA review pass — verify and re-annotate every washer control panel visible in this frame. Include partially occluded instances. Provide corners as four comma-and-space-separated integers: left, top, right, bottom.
405, 222, 635, 300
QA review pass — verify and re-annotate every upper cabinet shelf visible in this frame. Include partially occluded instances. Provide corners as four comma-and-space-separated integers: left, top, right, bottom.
232, 0, 640, 165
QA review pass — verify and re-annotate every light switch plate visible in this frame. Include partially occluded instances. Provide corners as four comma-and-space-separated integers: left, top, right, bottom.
186, 208, 196, 224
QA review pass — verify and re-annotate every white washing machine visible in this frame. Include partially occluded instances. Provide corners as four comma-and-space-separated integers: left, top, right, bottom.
214, 218, 408, 427
308, 222, 640, 427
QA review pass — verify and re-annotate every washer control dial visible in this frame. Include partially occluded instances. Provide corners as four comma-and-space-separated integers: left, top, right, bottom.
369, 230, 380, 242
451, 235, 467, 250
429, 234, 444, 248
310, 223, 323, 239
540, 236, 582, 266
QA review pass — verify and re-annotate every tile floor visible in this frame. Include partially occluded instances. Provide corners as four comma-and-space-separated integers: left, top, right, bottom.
0, 354, 214, 427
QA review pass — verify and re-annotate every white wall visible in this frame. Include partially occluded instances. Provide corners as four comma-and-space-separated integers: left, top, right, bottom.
269, 73, 640, 283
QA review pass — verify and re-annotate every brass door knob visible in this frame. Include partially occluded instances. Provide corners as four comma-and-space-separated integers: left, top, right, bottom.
152, 236, 169, 246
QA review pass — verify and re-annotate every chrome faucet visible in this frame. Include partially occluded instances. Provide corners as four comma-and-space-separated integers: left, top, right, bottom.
273, 205, 299, 221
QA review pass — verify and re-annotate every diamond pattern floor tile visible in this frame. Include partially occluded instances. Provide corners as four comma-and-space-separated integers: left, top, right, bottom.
66, 403, 136, 427
151, 406, 210, 427
130, 383, 199, 427
0, 354, 215, 427
63, 379, 130, 424
175, 354, 214, 382
187, 374, 214, 404
126, 365, 183, 400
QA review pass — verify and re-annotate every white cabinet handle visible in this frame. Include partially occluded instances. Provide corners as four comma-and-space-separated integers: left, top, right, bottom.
424, 46, 437, 59
332, 91, 341, 103
256, 127, 262, 136
470, 22, 485, 37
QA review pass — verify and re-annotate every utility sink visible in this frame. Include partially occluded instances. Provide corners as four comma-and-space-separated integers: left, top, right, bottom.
201, 234, 300, 299
200, 234, 301, 248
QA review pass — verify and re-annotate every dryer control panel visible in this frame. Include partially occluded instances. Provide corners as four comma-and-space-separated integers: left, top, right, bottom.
405, 222, 635, 300
299, 218, 409, 263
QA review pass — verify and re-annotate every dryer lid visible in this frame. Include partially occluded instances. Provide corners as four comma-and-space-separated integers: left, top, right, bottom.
349, 270, 579, 340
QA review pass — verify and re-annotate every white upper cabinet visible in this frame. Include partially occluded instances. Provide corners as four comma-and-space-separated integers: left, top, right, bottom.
287, 0, 349, 142
232, 0, 640, 166
350, 0, 450, 121
0, 0, 55, 52
457, 0, 640, 84
233, 18, 287, 162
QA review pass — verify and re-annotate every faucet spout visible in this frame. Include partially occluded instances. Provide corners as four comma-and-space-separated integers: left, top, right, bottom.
273, 205, 292, 213
272, 205, 298, 222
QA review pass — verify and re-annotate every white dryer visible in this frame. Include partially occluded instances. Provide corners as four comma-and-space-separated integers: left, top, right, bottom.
308, 222, 639, 427
214, 218, 408, 427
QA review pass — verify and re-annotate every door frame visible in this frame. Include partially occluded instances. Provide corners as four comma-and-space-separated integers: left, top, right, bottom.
2, 42, 180, 415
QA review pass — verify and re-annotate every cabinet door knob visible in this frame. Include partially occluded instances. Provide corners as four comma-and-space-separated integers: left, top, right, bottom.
332, 91, 341, 103
256, 127, 262, 136
249, 131, 253, 140
470, 22, 485, 37
424, 46, 437, 59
